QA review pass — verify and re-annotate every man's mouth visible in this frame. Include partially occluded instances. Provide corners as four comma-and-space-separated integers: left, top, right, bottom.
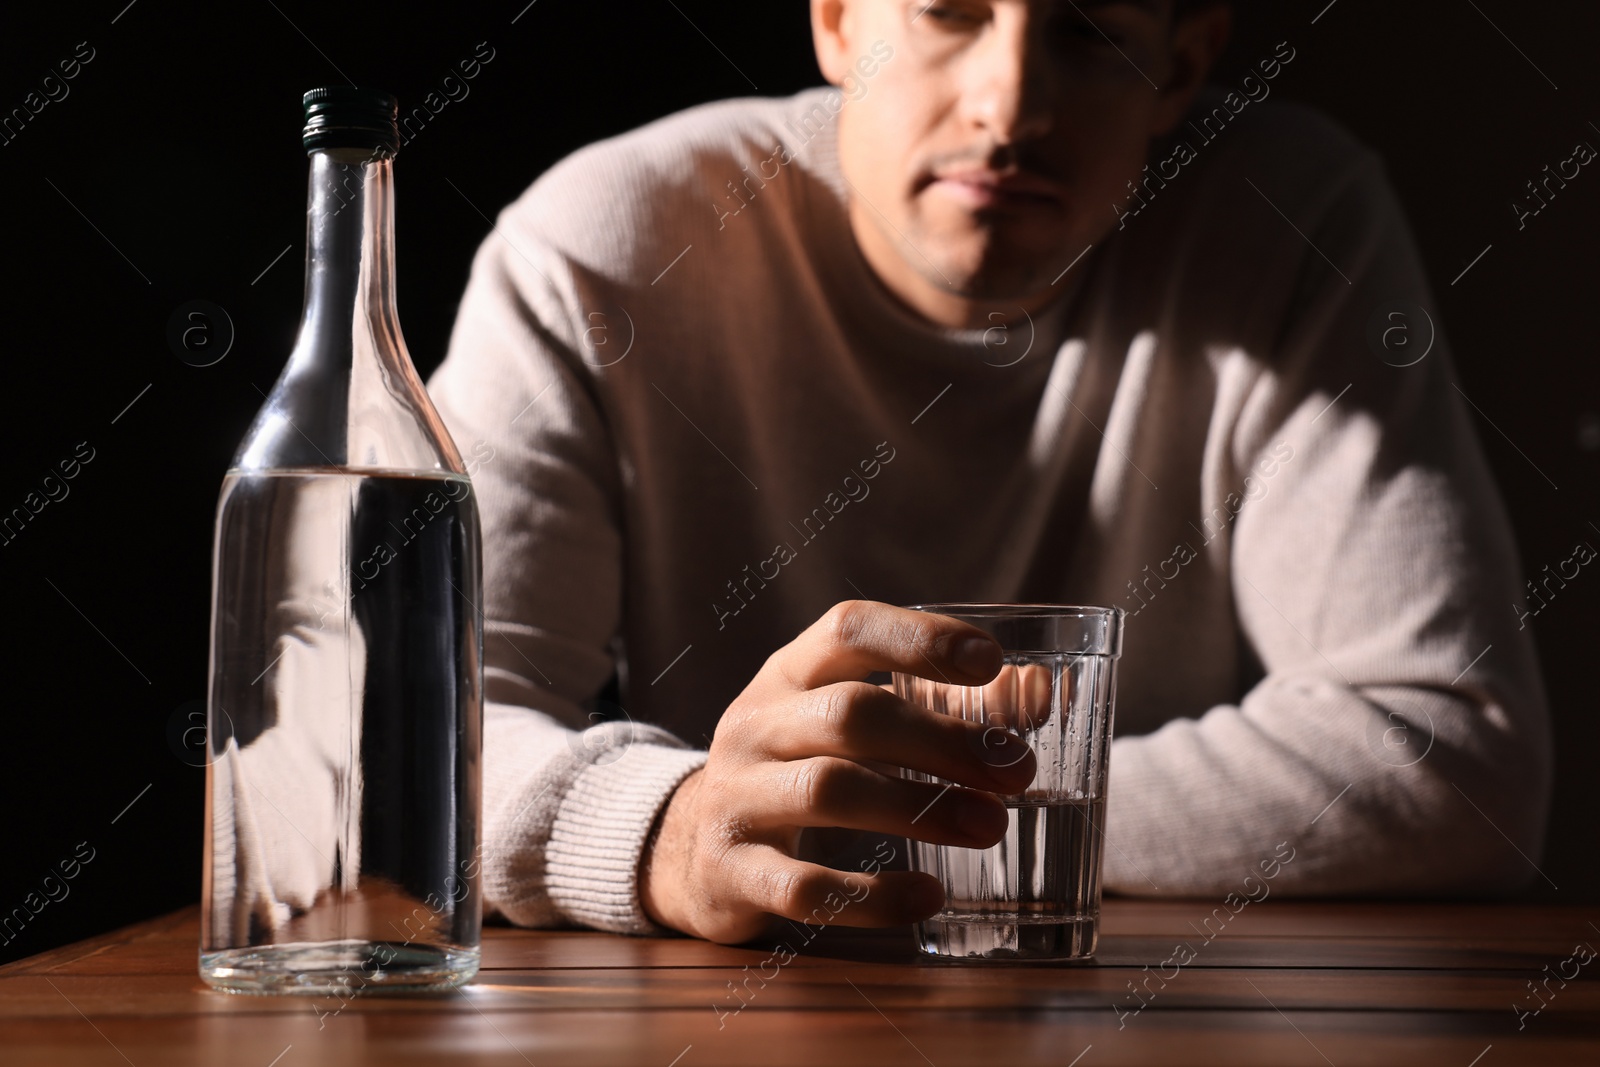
925, 167, 1065, 211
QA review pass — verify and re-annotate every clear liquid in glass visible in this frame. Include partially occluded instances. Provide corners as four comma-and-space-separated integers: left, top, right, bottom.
912, 796, 1105, 960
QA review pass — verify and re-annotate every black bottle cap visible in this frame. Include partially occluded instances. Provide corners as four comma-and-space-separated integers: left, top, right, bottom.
302, 87, 400, 155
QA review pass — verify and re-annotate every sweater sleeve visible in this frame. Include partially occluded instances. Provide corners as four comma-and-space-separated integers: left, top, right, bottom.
1102, 155, 1554, 897
427, 207, 706, 934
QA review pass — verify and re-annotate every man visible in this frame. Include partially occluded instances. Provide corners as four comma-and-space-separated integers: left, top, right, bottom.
428, 0, 1551, 944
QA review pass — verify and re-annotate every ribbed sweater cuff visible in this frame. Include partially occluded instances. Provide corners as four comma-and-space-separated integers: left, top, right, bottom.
544, 743, 708, 934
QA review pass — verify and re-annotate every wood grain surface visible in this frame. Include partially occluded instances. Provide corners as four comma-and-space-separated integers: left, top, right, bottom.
2, 900, 1597, 1065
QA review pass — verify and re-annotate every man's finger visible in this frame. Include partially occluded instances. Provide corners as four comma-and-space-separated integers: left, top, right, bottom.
775, 600, 1002, 691
736, 847, 947, 928
745, 756, 1011, 847
757, 681, 1036, 792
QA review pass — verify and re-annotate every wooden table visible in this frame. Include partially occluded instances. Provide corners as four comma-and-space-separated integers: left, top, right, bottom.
2, 900, 1596, 1065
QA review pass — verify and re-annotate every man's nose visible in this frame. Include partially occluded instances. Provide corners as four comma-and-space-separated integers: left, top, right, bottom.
959, 19, 1054, 146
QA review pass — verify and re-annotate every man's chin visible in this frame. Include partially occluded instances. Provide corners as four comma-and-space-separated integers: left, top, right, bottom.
924, 255, 1064, 305
920, 230, 1077, 304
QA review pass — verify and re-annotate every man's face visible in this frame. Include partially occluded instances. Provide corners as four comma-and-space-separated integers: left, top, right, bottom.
830, 0, 1185, 308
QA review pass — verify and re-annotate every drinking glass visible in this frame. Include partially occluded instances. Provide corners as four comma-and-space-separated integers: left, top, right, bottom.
895, 604, 1123, 961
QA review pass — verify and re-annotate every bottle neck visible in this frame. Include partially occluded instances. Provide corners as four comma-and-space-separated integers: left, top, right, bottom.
235, 145, 460, 473
302, 148, 399, 348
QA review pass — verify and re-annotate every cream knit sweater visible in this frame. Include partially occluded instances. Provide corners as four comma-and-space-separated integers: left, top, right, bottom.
427, 86, 1552, 933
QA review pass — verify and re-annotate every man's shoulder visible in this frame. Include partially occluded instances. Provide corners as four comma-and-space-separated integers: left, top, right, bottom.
1117, 86, 1396, 301
1214, 87, 1371, 160
498, 91, 836, 277
545, 93, 800, 193
1173, 85, 1386, 222
1103, 85, 1410, 372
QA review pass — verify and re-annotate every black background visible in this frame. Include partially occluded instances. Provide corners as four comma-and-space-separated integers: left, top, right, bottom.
1, 0, 1595, 966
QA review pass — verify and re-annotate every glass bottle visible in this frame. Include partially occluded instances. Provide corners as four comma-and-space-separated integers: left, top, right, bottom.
200, 87, 482, 995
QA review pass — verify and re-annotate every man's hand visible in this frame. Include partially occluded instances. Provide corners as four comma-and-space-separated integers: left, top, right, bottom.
639, 600, 1037, 944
